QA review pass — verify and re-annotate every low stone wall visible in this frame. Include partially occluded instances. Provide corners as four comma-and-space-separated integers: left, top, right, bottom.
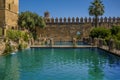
90, 38, 120, 56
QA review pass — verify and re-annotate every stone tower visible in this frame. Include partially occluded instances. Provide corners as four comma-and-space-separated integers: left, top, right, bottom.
44, 11, 50, 19
44, 11, 50, 23
0, 0, 19, 35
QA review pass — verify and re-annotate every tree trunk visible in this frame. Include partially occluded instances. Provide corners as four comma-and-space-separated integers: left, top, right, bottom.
2, 28, 4, 37
95, 15, 98, 27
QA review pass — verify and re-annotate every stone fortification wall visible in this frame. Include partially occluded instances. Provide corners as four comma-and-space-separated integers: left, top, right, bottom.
37, 23, 92, 41
37, 16, 120, 41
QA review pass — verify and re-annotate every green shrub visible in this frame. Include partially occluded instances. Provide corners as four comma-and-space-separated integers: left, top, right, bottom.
21, 31, 30, 42
18, 43, 23, 50
18, 43, 28, 50
111, 25, 120, 35
3, 41, 13, 54
6, 30, 30, 42
103, 39, 107, 46
6, 30, 20, 41
116, 32, 120, 40
115, 40, 120, 50
90, 27, 111, 39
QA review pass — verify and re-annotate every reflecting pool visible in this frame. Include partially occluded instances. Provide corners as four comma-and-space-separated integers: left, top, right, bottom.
0, 48, 120, 80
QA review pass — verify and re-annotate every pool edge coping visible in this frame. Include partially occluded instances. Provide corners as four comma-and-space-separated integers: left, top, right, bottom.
30, 45, 120, 57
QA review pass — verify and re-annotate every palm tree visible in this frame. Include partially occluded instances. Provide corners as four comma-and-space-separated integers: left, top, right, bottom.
89, 0, 104, 27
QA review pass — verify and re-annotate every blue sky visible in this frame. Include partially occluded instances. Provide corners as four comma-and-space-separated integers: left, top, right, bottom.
20, 0, 120, 18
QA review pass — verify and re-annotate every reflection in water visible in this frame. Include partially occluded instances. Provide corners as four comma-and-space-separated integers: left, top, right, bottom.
0, 48, 120, 80
0, 54, 20, 80
88, 50, 104, 80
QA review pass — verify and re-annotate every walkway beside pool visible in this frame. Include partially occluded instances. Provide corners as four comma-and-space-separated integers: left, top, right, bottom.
30, 45, 97, 48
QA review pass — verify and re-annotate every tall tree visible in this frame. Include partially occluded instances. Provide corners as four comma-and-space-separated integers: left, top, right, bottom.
18, 11, 46, 39
89, 0, 104, 27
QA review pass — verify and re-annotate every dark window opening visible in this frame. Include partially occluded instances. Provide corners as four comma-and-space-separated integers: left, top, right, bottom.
8, 4, 11, 10
11, 27, 14, 30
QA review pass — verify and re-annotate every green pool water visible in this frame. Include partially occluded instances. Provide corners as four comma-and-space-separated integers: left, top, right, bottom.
0, 48, 120, 80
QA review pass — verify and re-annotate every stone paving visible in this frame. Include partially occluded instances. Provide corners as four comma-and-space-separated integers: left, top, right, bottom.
31, 45, 96, 48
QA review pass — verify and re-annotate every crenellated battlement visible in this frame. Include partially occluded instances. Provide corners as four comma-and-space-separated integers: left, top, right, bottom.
36, 12, 120, 41
45, 17, 120, 24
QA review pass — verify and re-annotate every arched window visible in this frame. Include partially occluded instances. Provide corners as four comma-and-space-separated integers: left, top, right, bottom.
11, 26, 14, 30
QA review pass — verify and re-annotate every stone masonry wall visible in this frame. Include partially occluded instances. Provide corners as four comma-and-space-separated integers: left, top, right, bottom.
37, 17, 120, 41
37, 23, 92, 41
0, 0, 18, 29
0, 10, 5, 27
